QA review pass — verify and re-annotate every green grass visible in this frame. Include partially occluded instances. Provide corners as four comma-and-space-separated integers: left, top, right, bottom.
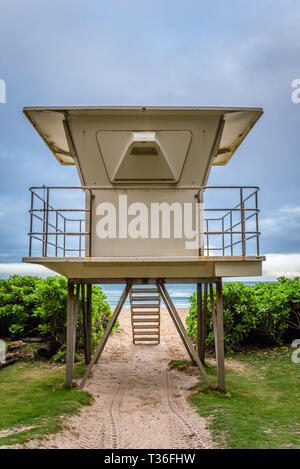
0, 361, 92, 446
170, 348, 300, 449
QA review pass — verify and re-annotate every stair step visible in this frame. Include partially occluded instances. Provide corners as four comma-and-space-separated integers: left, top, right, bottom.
133, 325, 159, 329
131, 303, 160, 309
131, 288, 159, 293
132, 316, 159, 320
132, 319, 159, 327
132, 311, 159, 316
134, 338, 159, 342
131, 296, 160, 301
132, 314, 159, 318
133, 322, 159, 326
133, 331, 158, 337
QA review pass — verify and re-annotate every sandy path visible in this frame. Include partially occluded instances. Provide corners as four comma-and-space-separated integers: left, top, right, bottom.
26, 308, 215, 449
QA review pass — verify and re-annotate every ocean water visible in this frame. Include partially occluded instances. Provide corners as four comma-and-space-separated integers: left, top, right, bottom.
100, 282, 259, 308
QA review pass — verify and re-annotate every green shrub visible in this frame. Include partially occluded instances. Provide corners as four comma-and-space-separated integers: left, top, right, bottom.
186, 277, 300, 351
32, 276, 68, 340
0, 275, 40, 337
0, 275, 114, 353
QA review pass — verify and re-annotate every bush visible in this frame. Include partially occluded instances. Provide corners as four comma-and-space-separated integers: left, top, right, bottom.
0, 276, 40, 337
32, 276, 68, 339
186, 277, 300, 351
0, 275, 114, 353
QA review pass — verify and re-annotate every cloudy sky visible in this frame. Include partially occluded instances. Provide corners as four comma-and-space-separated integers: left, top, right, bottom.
0, 0, 299, 280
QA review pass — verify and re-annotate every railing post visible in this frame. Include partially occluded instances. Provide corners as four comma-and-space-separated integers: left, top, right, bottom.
240, 188, 246, 256
44, 188, 49, 257
230, 211, 233, 256
255, 191, 260, 256
29, 190, 33, 257
206, 219, 209, 256
55, 211, 58, 257
222, 217, 225, 256
42, 190, 46, 257
89, 189, 93, 257
79, 220, 82, 257
63, 218, 66, 257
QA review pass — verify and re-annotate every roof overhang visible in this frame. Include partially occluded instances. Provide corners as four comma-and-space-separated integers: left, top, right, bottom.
23, 106, 263, 166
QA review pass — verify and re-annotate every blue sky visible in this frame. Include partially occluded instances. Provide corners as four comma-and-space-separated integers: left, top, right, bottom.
0, 0, 300, 279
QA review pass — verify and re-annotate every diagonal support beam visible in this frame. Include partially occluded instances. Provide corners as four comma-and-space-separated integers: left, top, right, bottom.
79, 281, 133, 389
66, 282, 80, 388
158, 283, 196, 365
157, 282, 212, 387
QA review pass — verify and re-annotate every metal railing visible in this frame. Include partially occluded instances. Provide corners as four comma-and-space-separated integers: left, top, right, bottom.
27, 185, 260, 259
28, 186, 93, 257
197, 186, 260, 256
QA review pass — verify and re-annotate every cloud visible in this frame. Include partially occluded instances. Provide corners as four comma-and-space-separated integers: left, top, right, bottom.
263, 253, 300, 279
280, 206, 300, 216
0, 263, 55, 278
260, 206, 300, 242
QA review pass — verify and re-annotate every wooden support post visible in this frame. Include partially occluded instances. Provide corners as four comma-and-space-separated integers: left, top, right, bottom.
209, 283, 218, 365
215, 279, 225, 392
197, 283, 207, 366
66, 282, 79, 388
81, 283, 88, 365
197, 283, 202, 362
157, 282, 212, 388
81, 283, 92, 365
86, 284, 92, 364
79, 281, 132, 389
66, 281, 74, 388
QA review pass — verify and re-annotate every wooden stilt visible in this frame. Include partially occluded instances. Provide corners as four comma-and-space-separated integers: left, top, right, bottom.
157, 282, 212, 387
66, 281, 74, 388
209, 283, 218, 365
198, 283, 207, 365
81, 283, 88, 365
197, 283, 202, 362
215, 279, 225, 392
79, 281, 132, 389
66, 282, 79, 388
86, 284, 92, 364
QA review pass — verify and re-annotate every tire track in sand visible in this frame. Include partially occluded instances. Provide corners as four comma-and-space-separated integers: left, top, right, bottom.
106, 369, 128, 448
162, 369, 208, 449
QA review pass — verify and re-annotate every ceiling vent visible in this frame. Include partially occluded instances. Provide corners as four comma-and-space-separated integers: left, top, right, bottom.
96, 130, 192, 183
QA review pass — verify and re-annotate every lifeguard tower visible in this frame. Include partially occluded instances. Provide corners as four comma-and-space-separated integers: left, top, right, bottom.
22, 106, 265, 392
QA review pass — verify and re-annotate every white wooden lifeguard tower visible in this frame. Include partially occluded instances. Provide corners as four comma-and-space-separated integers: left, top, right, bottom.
22, 106, 265, 392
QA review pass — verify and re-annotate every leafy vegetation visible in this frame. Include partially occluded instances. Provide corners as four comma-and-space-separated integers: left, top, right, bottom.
0, 275, 114, 357
186, 277, 300, 351
170, 348, 300, 449
0, 362, 91, 446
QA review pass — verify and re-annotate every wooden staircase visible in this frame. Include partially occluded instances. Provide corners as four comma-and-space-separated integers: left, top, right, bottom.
130, 287, 161, 344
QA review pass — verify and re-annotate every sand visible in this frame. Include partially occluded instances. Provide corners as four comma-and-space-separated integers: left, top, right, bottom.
24, 308, 216, 449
